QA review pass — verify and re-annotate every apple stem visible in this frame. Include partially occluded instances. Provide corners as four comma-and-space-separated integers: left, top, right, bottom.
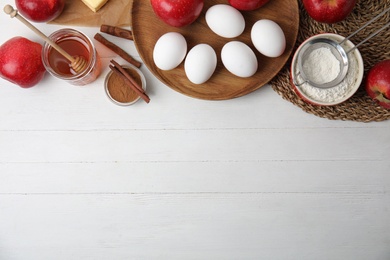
3, 4, 87, 74
375, 92, 390, 104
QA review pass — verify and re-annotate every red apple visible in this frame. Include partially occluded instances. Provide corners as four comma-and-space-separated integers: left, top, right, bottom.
0, 37, 46, 88
151, 0, 204, 27
228, 0, 271, 11
302, 0, 356, 24
15, 0, 65, 23
365, 60, 390, 109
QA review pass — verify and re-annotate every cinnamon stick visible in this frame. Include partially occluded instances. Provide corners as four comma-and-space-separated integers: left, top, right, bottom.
94, 33, 142, 68
109, 62, 150, 104
100, 25, 133, 40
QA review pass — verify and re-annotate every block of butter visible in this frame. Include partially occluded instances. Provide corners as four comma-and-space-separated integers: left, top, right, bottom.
81, 0, 109, 12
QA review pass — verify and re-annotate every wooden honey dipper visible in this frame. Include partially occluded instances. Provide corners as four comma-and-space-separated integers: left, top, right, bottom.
3, 4, 88, 74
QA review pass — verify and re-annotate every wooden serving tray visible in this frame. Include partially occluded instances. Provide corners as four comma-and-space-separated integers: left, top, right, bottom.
131, 0, 299, 100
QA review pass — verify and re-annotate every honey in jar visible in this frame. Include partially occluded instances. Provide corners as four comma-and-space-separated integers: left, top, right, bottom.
42, 29, 101, 86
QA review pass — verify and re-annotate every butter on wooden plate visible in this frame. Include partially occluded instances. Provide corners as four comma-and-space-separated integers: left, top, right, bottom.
81, 0, 109, 12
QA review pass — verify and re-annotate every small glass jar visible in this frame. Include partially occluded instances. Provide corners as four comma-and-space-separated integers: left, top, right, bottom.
104, 63, 147, 106
42, 28, 101, 86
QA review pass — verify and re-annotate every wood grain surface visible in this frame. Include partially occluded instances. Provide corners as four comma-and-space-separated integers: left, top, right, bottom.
1, 19, 390, 260
131, 0, 299, 100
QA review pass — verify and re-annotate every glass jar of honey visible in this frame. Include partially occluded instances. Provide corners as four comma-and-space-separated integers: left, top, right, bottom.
42, 28, 101, 86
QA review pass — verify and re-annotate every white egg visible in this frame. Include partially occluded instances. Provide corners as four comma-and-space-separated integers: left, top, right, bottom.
205, 4, 245, 38
153, 32, 187, 71
221, 41, 258, 78
184, 44, 217, 85
251, 19, 286, 58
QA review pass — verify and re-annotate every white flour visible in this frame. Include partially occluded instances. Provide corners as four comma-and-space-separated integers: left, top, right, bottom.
295, 45, 359, 103
302, 47, 341, 84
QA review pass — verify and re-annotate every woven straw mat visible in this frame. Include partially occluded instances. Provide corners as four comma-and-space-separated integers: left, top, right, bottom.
270, 0, 390, 122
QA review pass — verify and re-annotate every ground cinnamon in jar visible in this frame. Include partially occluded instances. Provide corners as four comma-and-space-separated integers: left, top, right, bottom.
106, 66, 143, 104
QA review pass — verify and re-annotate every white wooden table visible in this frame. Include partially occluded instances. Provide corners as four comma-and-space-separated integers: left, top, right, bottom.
1, 12, 389, 260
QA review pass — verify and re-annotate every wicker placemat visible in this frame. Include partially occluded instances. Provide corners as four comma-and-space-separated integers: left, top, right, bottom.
271, 0, 390, 122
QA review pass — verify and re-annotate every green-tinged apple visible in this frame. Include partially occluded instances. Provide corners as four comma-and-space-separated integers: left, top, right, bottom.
151, 0, 204, 27
365, 60, 390, 109
228, 0, 271, 11
15, 0, 65, 22
302, 0, 356, 23
0, 37, 46, 88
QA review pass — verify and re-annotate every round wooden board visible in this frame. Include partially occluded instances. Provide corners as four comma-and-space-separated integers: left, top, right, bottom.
131, 0, 299, 100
